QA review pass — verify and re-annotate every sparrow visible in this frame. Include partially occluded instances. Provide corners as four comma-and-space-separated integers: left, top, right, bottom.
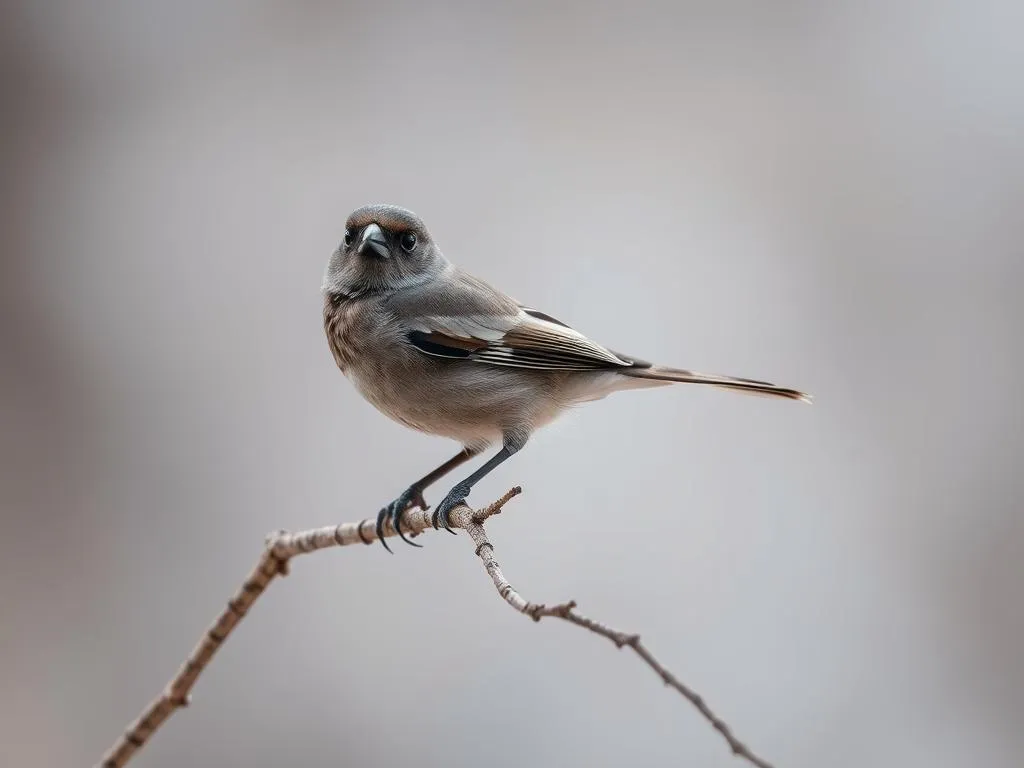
323, 204, 810, 551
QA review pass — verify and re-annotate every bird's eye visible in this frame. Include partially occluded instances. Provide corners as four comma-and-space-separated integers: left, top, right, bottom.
400, 232, 417, 252
343, 229, 353, 247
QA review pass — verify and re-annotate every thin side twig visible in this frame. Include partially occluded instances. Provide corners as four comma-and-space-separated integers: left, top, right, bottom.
97, 487, 775, 768
460, 496, 776, 768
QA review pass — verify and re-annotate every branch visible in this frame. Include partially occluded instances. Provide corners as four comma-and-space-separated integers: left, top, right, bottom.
97, 488, 775, 768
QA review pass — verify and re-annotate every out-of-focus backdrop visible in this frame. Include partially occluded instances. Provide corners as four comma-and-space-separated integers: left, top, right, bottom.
2, 2, 1021, 767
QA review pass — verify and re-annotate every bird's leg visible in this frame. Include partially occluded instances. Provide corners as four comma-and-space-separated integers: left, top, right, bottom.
377, 447, 481, 552
432, 432, 527, 532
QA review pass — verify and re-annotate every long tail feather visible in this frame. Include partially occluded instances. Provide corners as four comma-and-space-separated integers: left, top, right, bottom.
620, 365, 812, 403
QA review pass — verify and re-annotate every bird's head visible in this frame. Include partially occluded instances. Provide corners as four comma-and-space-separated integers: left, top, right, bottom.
322, 204, 447, 298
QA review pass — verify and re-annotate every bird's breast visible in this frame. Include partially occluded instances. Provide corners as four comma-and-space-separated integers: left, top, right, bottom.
324, 296, 373, 373
323, 296, 416, 396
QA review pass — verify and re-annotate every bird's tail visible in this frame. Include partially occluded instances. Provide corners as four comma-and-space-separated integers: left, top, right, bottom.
619, 365, 812, 403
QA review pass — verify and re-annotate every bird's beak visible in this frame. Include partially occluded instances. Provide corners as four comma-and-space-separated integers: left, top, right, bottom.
357, 223, 390, 259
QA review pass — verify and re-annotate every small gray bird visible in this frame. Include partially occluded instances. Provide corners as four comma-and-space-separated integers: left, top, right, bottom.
323, 204, 810, 550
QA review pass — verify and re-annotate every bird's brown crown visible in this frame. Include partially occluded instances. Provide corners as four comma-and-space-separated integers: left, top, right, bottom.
345, 204, 425, 234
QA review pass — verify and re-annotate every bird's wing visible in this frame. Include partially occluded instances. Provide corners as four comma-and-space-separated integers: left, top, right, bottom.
407, 309, 632, 370
393, 270, 633, 371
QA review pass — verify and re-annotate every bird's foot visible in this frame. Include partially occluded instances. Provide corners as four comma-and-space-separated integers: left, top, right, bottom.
431, 482, 472, 533
376, 485, 429, 553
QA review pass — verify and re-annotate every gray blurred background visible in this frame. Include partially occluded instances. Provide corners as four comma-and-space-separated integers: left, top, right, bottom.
2, 1, 1021, 766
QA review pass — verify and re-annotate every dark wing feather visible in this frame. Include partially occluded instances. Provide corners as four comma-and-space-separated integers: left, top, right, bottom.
405, 330, 483, 358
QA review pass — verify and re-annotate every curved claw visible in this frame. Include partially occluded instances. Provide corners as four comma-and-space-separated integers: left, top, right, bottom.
391, 504, 422, 548
430, 507, 452, 531
432, 493, 466, 534
375, 486, 430, 552
376, 508, 393, 554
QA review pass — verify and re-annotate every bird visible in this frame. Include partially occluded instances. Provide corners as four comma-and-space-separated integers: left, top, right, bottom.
323, 204, 810, 551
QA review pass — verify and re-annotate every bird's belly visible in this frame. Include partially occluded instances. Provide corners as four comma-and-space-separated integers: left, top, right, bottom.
346, 355, 557, 447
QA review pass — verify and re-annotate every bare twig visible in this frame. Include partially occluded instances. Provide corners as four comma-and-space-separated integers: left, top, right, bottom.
461, 493, 775, 768
97, 488, 774, 768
